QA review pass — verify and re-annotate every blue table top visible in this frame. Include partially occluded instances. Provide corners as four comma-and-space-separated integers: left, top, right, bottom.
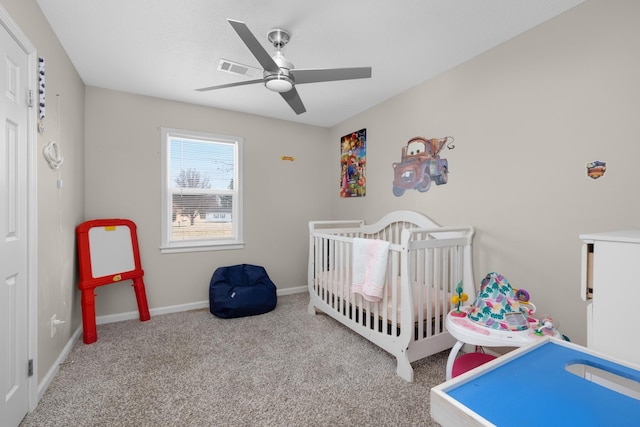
446, 341, 640, 426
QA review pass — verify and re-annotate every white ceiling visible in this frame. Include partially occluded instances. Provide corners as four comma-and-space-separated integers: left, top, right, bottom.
36, 0, 584, 128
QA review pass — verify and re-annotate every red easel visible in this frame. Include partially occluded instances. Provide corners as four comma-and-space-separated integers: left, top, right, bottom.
76, 219, 150, 344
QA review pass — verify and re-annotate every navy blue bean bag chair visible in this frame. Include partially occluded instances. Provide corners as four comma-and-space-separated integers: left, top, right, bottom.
209, 264, 277, 318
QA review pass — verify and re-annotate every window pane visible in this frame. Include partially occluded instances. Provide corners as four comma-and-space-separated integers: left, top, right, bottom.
170, 138, 235, 191
171, 193, 233, 241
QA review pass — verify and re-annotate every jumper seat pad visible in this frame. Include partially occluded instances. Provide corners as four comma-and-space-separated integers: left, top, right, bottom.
209, 264, 277, 318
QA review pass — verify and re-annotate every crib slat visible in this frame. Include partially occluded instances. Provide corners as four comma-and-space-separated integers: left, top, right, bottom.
343, 238, 350, 316
417, 247, 425, 339
435, 246, 443, 335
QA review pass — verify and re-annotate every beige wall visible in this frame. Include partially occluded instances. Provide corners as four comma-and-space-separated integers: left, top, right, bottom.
84, 88, 331, 315
1, 0, 85, 384
329, 0, 640, 345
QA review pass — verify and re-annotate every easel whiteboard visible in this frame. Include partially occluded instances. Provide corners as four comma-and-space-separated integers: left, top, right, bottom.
88, 224, 136, 278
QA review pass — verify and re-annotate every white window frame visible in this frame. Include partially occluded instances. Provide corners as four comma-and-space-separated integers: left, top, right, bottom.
160, 127, 244, 253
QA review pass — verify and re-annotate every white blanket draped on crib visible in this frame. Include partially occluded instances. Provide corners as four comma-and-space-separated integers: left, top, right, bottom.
351, 237, 391, 302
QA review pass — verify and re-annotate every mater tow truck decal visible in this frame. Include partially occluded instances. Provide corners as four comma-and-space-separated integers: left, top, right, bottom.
392, 136, 453, 197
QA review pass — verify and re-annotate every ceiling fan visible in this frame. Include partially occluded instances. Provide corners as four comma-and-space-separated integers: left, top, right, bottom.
196, 19, 372, 115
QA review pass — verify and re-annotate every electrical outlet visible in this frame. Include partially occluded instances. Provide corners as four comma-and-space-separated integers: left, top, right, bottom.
50, 314, 57, 338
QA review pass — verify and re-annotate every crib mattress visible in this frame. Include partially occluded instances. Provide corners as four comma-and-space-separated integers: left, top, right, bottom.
317, 271, 449, 323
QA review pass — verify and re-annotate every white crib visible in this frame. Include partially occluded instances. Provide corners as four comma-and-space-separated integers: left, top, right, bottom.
308, 210, 475, 382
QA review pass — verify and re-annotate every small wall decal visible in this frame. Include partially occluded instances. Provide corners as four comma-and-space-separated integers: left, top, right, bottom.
38, 57, 45, 119
392, 136, 453, 197
280, 155, 295, 161
586, 160, 606, 179
340, 128, 366, 197
38, 57, 45, 133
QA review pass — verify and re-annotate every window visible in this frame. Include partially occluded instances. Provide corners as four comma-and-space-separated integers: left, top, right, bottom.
160, 128, 243, 253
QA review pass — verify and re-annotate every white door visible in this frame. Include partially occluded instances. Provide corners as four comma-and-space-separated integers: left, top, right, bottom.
0, 15, 31, 427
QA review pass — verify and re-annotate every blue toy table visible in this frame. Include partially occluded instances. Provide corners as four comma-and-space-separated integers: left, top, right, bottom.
431, 338, 640, 426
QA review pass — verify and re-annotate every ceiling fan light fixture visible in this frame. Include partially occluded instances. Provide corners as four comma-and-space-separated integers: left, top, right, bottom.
264, 74, 293, 93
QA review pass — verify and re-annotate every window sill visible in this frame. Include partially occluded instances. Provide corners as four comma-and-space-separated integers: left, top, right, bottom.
159, 241, 245, 254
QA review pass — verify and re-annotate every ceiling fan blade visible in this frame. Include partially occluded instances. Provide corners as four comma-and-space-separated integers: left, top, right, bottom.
195, 79, 263, 92
280, 88, 306, 115
290, 67, 372, 85
227, 19, 279, 73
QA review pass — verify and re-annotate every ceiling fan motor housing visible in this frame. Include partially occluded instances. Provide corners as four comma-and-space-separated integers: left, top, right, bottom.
264, 51, 294, 92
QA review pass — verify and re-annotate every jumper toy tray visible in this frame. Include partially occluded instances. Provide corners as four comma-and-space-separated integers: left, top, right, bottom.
466, 272, 531, 331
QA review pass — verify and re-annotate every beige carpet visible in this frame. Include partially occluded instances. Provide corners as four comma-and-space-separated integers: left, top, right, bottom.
20, 293, 447, 426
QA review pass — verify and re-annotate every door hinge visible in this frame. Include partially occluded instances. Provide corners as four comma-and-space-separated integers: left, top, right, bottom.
28, 359, 33, 377
27, 89, 34, 108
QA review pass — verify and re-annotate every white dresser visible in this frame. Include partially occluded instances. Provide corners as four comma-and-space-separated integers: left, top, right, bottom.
580, 230, 640, 366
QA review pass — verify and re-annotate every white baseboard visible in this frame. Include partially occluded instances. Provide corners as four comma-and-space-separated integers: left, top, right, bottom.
95, 300, 209, 325
36, 285, 308, 405
37, 326, 82, 402
276, 285, 307, 296
96, 285, 308, 325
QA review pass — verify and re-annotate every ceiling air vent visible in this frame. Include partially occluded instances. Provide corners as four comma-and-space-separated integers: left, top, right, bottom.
217, 59, 262, 79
